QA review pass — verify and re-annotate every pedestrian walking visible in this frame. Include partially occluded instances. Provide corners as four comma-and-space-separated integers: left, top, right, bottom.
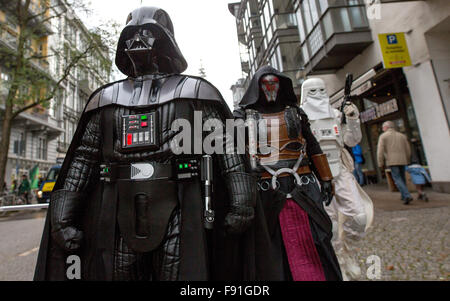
18, 174, 31, 204
377, 121, 412, 205
352, 144, 365, 186
11, 179, 18, 194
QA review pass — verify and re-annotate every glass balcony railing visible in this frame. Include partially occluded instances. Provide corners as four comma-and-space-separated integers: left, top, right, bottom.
321, 6, 369, 40
274, 13, 298, 30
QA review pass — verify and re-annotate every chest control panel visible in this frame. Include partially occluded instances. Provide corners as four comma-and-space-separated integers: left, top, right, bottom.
121, 112, 159, 151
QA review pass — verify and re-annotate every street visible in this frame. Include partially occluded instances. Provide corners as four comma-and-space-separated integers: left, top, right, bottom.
0, 211, 46, 281
0, 185, 448, 281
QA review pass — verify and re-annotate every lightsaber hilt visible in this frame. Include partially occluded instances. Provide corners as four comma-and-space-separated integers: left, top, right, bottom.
201, 155, 214, 229
245, 109, 258, 171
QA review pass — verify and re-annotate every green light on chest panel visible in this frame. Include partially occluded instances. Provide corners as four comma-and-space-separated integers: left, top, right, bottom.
184, 164, 188, 168
179, 164, 183, 169
141, 115, 148, 121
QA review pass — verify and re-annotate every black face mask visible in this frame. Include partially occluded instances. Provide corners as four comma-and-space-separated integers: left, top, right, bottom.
125, 29, 158, 77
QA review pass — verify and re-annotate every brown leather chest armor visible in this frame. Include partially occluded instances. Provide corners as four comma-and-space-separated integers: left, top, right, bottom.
249, 108, 312, 179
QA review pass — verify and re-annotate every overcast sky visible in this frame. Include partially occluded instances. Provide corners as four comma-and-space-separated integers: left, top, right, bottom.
80, 0, 243, 108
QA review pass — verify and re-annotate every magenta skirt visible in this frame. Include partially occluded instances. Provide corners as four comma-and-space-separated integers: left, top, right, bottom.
279, 199, 326, 281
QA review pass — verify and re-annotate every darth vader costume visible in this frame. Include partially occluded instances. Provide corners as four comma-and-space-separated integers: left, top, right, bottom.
234, 66, 342, 281
34, 7, 275, 281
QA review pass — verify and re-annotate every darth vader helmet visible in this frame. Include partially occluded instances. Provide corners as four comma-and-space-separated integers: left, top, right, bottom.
115, 7, 188, 77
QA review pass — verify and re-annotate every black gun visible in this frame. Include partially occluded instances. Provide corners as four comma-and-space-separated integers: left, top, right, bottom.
340, 73, 354, 125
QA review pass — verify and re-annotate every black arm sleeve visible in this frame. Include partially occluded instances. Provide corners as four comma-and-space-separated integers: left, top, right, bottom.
63, 111, 102, 192
202, 103, 256, 234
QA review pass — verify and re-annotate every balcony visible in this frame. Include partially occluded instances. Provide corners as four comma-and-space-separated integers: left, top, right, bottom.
241, 61, 250, 74
247, 17, 262, 40
300, 5, 373, 75
274, 13, 298, 30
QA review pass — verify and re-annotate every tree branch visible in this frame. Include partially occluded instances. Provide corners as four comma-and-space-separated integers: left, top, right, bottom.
11, 43, 97, 118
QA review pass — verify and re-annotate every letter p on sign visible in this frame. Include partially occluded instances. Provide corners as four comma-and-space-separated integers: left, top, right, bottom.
387, 34, 398, 45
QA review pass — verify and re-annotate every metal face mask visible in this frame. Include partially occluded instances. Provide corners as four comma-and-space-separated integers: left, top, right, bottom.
125, 28, 157, 76
261, 75, 280, 103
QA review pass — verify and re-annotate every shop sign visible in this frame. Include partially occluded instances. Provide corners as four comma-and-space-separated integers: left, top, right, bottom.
361, 98, 399, 123
353, 80, 372, 96
379, 33, 412, 69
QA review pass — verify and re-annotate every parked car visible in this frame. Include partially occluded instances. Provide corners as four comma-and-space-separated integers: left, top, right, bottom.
37, 165, 61, 204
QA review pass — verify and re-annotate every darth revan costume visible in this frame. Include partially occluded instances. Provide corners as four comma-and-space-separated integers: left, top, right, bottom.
34, 7, 274, 281
234, 66, 342, 281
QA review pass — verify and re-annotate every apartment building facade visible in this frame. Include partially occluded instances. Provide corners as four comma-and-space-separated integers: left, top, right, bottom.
229, 0, 450, 192
0, 0, 111, 187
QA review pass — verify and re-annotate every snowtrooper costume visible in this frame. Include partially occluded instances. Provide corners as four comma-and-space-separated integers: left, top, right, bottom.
300, 78, 374, 280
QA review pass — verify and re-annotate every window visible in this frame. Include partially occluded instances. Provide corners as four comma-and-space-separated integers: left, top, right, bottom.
46, 168, 60, 181
277, 42, 304, 71
66, 84, 74, 109
37, 138, 47, 160
302, 0, 313, 33
13, 133, 26, 157
308, 24, 324, 56
0, 71, 10, 96
65, 121, 75, 143
348, 5, 368, 28
308, 0, 320, 25
318, 0, 329, 14
272, 0, 294, 14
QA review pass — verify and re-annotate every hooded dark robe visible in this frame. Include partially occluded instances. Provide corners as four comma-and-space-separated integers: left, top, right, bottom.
34, 7, 277, 281
234, 66, 342, 281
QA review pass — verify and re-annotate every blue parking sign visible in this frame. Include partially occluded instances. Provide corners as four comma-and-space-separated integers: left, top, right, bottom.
387, 34, 398, 45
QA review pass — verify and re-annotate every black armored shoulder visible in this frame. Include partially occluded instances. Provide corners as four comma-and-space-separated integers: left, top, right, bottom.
85, 75, 225, 112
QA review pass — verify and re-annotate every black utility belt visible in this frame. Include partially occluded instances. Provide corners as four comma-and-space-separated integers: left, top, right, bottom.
100, 158, 201, 182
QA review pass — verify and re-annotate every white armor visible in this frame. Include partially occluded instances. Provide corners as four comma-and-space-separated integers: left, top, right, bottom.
301, 78, 373, 280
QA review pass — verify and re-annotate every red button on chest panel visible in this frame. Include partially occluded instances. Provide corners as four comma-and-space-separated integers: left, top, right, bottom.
127, 134, 132, 145
141, 121, 148, 127
334, 125, 339, 135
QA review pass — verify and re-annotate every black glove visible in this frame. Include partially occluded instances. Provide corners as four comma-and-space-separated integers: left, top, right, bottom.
224, 172, 257, 235
50, 190, 84, 252
320, 181, 334, 206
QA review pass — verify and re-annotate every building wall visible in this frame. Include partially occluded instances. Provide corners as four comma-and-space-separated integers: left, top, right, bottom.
314, 0, 450, 190
425, 25, 450, 127
1, 1, 111, 187
318, 0, 450, 96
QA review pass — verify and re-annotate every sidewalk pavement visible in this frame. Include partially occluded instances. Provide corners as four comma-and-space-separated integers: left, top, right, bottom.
352, 184, 449, 281
363, 183, 450, 211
